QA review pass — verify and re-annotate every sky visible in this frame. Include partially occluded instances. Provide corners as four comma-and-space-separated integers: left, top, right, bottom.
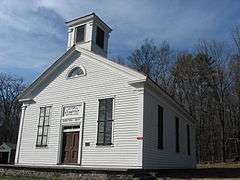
0, 0, 239, 83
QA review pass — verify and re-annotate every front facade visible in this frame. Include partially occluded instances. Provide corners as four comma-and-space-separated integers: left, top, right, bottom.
15, 13, 196, 169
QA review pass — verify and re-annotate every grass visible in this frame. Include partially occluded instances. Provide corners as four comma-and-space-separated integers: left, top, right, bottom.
197, 162, 240, 168
0, 177, 46, 180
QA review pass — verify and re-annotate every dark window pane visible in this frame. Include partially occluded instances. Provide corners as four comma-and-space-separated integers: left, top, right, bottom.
76, 25, 85, 43
158, 105, 163, 149
175, 117, 180, 153
96, 27, 104, 49
105, 121, 112, 133
105, 132, 112, 144
106, 110, 112, 121
97, 98, 113, 145
106, 99, 113, 117
97, 133, 104, 144
187, 125, 191, 155
99, 99, 106, 111
98, 122, 105, 133
98, 111, 106, 121
68, 67, 84, 78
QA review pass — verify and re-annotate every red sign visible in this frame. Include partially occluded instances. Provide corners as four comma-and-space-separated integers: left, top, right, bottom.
137, 136, 143, 140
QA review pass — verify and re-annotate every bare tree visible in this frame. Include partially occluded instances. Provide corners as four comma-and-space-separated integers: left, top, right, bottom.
0, 73, 25, 144
128, 39, 158, 76
233, 25, 240, 55
128, 39, 175, 93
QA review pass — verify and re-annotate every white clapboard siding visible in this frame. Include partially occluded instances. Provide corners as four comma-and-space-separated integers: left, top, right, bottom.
143, 88, 196, 169
18, 52, 143, 168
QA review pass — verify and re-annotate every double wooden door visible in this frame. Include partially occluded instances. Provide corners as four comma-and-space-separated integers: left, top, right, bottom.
61, 132, 79, 164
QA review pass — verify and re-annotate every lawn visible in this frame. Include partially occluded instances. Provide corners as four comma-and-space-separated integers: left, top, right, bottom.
0, 177, 46, 180
197, 162, 240, 168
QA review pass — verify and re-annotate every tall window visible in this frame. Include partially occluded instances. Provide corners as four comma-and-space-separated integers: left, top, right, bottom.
175, 117, 180, 153
187, 124, 191, 155
158, 105, 164, 149
36, 106, 51, 147
96, 26, 105, 49
75, 25, 85, 43
97, 98, 113, 145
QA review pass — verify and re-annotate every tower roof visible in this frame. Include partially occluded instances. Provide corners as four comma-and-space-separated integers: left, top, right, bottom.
65, 13, 112, 32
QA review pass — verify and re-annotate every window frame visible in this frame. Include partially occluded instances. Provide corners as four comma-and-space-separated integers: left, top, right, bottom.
96, 98, 114, 146
96, 26, 105, 49
158, 105, 164, 150
36, 106, 51, 147
75, 24, 85, 44
66, 65, 86, 79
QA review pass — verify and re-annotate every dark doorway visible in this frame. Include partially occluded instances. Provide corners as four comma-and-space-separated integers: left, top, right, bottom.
61, 132, 79, 164
0, 152, 9, 164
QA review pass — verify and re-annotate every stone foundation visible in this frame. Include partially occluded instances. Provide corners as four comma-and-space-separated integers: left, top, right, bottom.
0, 165, 148, 180
0, 164, 240, 179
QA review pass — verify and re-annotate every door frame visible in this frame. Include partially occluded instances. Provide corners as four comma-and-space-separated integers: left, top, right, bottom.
61, 130, 80, 164
57, 102, 85, 166
59, 125, 82, 165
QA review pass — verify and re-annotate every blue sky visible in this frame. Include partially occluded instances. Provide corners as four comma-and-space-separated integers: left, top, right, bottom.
0, 0, 239, 83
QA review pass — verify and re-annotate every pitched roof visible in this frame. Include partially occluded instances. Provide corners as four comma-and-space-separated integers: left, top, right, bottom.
18, 45, 78, 100
19, 45, 194, 123
19, 45, 146, 101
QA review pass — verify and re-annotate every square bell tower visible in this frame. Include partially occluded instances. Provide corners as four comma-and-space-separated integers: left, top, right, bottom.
66, 13, 112, 57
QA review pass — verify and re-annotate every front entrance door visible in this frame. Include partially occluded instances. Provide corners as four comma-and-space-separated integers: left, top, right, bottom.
61, 132, 79, 164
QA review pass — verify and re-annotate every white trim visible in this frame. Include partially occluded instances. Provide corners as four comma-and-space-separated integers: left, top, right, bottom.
137, 88, 144, 167
63, 128, 80, 133
8, 150, 11, 164
15, 105, 27, 164
58, 102, 85, 165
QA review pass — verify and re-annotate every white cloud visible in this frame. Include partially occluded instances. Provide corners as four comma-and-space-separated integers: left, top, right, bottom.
0, 0, 239, 81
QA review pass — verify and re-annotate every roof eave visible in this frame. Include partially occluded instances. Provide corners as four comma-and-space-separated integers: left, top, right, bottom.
145, 77, 195, 123
18, 45, 77, 101
65, 13, 112, 32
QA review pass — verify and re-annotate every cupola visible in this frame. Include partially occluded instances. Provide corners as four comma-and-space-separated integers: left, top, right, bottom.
66, 13, 112, 57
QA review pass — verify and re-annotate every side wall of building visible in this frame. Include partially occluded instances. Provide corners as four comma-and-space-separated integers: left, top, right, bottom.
143, 87, 196, 169
17, 52, 143, 169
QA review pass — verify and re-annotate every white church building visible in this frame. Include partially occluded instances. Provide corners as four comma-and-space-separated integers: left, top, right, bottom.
15, 13, 196, 169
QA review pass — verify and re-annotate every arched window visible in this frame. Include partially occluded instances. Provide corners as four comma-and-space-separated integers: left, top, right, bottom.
67, 66, 85, 78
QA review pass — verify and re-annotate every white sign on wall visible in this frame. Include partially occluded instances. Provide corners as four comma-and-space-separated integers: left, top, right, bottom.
63, 105, 81, 117
61, 103, 84, 124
